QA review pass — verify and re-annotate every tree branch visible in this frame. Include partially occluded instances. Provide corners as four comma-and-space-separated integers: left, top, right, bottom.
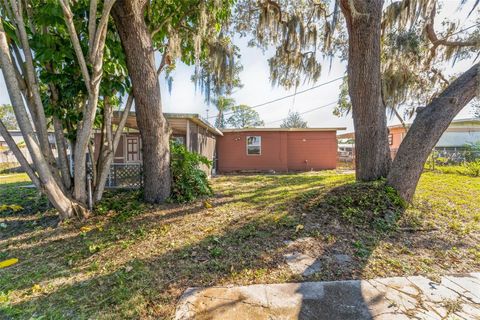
59, 0, 92, 92
90, 0, 116, 66
426, 3, 479, 49
0, 119, 40, 187
10, 0, 55, 165
88, 0, 98, 57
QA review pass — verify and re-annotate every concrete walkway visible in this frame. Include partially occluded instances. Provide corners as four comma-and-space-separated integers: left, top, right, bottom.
175, 273, 480, 320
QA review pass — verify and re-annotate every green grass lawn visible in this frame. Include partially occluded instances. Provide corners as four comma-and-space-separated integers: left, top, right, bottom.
0, 170, 479, 319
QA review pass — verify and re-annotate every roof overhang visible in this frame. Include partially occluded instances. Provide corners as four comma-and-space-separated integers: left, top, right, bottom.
164, 113, 223, 136
112, 111, 223, 136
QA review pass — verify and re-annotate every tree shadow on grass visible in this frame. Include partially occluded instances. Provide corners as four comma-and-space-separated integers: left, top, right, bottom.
0, 181, 55, 241
1, 174, 474, 319
0, 178, 405, 319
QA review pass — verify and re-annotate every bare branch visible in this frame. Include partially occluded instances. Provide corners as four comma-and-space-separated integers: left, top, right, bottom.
113, 94, 133, 149
88, 0, 98, 57
90, 0, 116, 66
59, 0, 92, 92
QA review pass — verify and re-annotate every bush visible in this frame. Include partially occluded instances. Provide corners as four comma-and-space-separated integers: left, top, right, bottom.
464, 160, 480, 177
169, 142, 213, 203
464, 142, 480, 162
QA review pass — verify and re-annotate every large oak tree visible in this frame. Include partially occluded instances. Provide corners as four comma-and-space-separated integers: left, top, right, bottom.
236, 0, 479, 201
111, 0, 237, 203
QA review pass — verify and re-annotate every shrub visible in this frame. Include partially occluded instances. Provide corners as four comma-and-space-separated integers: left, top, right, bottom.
464, 160, 480, 177
464, 142, 480, 162
169, 142, 213, 203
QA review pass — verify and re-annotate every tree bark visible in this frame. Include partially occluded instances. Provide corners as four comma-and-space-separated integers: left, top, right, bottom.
93, 94, 134, 203
60, 0, 115, 205
9, 0, 54, 166
0, 119, 40, 187
340, 0, 391, 181
0, 20, 86, 220
112, 0, 172, 203
388, 63, 479, 201
53, 116, 72, 190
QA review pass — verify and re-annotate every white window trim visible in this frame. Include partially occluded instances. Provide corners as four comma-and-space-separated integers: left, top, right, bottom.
246, 136, 262, 156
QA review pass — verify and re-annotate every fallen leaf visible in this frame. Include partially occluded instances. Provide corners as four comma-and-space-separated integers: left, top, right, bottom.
0, 258, 18, 269
295, 224, 304, 232
31, 284, 42, 293
80, 226, 93, 233
204, 200, 213, 209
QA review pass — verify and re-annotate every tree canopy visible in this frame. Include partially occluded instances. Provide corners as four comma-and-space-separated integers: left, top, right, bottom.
234, 0, 479, 120
226, 104, 265, 128
213, 96, 236, 128
280, 110, 308, 128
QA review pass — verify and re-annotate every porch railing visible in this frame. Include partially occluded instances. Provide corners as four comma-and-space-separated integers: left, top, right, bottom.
105, 163, 143, 189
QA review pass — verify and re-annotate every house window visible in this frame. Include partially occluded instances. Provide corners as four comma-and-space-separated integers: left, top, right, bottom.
388, 134, 393, 145
246, 136, 261, 155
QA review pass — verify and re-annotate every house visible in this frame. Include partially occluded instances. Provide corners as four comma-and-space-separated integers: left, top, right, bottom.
98, 112, 222, 168
388, 118, 480, 152
217, 128, 345, 173
0, 130, 57, 164
337, 117, 480, 159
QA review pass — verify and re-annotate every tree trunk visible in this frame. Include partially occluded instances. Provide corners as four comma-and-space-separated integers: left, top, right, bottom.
93, 94, 134, 203
0, 21, 87, 220
388, 63, 479, 201
59, 0, 114, 206
112, 0, 171, 203
53, 116, 72, 190
340, 0, 391, 181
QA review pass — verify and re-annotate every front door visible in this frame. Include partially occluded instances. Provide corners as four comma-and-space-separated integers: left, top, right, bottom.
126, 137, 140, 162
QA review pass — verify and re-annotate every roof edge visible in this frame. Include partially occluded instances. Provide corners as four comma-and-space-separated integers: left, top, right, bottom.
160, 113, 223, 136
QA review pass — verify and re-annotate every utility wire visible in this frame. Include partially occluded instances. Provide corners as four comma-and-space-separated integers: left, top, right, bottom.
449, 22, 480, 36
207, 23, 478, 121
265, 100, 338, 125
207, 76, 344, 119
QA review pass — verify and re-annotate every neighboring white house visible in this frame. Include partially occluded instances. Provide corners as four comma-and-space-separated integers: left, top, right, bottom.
435, 118, 480, 148
0, 130, 57, 164
337, 117, 480, 161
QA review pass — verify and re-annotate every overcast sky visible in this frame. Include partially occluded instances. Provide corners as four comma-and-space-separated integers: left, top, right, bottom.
0, 1, 477, 133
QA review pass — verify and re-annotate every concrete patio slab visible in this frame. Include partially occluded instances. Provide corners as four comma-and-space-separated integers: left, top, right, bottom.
175, 273, 480, 320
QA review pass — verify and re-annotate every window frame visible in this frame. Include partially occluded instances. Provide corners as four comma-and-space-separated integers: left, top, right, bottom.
388, 134, 393, 145
246, 135, 262, 156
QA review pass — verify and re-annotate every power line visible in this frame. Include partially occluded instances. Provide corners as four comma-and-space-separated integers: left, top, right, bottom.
264, 100, 338, 125
450, 22, 480, 36
207, 23, 478, 121
207, 76, 344, 119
